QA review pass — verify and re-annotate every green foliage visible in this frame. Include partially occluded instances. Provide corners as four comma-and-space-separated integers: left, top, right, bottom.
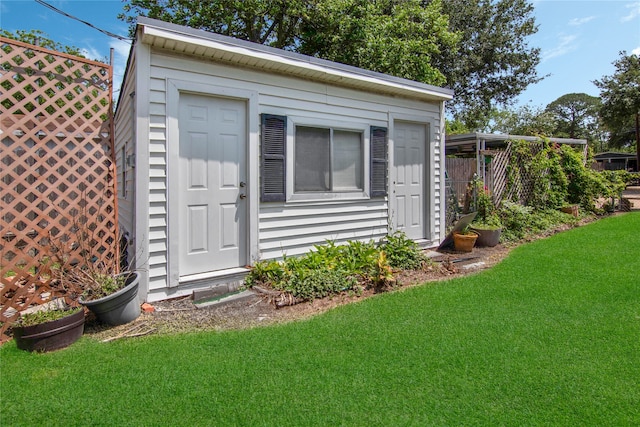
246, 239, 379, 300
594, 52, 640, 150
383, 231, 428, 271
89, 273, 127, 299
445, 118, 471, 135
498, 201, 578, 242
3, 215, 639, 426
246, 232, 427, 299
18, 307, 82, 327
0, 29, 85, 57
528, 142, 568, 209
502, 139, 624, 213
601, 170, 633, 196
120, 0, 309, 47
470, 177, 499, 222
298, 0, 459, 86
120, 0, 542, 129
558, 145, 609, 211
436, 0, 542, 129
484, 104, 557, 136
545, 93, 602, 145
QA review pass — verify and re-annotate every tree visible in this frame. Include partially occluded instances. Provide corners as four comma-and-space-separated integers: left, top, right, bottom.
298, 0, 458, 86
545, 93, 603, 146
121, 0, 458, 85
485, 104, 556, 136
0, 29, 84, 57
119, 0, 542, 127
119, 0, 311, 49
431, 0, 542, 129
594, 52, 640, 167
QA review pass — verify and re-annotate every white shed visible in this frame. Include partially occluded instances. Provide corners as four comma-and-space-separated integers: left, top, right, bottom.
114, 17, 454, 302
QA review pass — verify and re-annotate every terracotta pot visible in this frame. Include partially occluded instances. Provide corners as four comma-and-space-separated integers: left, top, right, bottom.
470, 227, 502, 247
13, 309, 85, 353
80, 272, 141, 326
453, 231, 478, 252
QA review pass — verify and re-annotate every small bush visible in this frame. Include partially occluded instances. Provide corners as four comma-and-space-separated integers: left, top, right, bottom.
382, 231, 428, 270
499, 201, 579, 242
245, 232, 425, 300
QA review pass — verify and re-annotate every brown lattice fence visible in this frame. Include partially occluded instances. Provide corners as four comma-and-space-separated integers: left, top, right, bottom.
488, 141, 543, 206
0, 37, 117, 344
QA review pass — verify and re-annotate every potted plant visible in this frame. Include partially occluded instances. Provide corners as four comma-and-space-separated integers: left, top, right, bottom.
470, 214, 503, 247
77, 270, 141, 326
49, 214, 142, 326
452, 226, 479, 252
12, 301, 85, 352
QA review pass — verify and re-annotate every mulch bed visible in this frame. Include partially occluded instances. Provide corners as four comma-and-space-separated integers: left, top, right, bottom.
84, 216, 600, 342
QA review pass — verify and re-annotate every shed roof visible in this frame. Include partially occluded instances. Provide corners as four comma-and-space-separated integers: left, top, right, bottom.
446, 132, 587, 148
593, 151, 637, 160
135, 17, 454, 102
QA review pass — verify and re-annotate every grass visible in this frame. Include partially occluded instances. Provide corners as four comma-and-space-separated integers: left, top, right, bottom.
2, 213, 639, 426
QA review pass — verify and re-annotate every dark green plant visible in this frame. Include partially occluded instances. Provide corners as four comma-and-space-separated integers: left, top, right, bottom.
381, 231, 428, 271
559, 145, 608, 211
498, 201, 579, 242
245, 233, 429, 300
245, 239, 392, 301
527, 141, 568, 209
282, 267, 355, 301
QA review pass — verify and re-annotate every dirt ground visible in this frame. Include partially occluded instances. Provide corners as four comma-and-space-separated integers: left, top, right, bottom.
84, 215, 612, 343
623, 185, 640, 210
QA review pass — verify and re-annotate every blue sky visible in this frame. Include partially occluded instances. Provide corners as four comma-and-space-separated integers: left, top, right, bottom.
1, 0, 639, 108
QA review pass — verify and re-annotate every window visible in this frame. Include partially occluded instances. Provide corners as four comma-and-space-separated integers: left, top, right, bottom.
260, 114, 387, 202
294, 126, 363, 193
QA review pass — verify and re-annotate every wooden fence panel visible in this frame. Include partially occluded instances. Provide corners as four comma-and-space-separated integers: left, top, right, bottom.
0, 37, 116, 343
445, 157, 476, 207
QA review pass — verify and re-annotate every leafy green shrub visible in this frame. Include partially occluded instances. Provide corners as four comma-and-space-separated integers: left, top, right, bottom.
245, 239, 394, 301
381, 231, 428, 270
281, 267, 356, 301
558, 146, 600, 210
245, 232, 427, 301
498, 201, 579, 242
529, 143, 568, 209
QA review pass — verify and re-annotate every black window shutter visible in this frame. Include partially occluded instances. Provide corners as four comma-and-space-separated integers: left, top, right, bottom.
370, 126, 388, 197
261, 114, 287, 202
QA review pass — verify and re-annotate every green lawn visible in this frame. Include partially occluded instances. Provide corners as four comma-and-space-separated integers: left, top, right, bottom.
2, 213, 639, 426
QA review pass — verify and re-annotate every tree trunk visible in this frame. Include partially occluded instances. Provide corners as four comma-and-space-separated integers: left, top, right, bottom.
636, 112, 640, 172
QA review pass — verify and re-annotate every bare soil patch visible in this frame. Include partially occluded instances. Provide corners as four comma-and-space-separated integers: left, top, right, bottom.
84, 217, 600, 342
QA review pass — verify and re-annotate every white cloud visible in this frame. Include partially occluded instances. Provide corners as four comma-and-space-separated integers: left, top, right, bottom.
632, 47, 640, 56
81, 47, 105, 62
621, 1, 640, 22
542, 34, 578, 62
568, 16, 595, 26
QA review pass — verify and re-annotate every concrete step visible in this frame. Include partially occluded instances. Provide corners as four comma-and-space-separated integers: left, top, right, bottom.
193, 289, 257, 310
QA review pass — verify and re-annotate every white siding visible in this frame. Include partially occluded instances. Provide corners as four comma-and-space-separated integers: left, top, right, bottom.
131, 49, 444, 301
113, 50, 137, 259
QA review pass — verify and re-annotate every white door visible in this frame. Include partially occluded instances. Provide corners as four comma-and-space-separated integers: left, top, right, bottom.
178, 93, 247, 276
393, 122, 427, 240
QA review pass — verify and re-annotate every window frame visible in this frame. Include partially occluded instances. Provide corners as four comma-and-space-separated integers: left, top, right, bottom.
287, 117, 370, 202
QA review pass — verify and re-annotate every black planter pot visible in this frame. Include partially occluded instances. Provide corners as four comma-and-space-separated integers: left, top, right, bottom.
80, 271, 141, 326
470, 227, 502, 247
13, 309, 85, 353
